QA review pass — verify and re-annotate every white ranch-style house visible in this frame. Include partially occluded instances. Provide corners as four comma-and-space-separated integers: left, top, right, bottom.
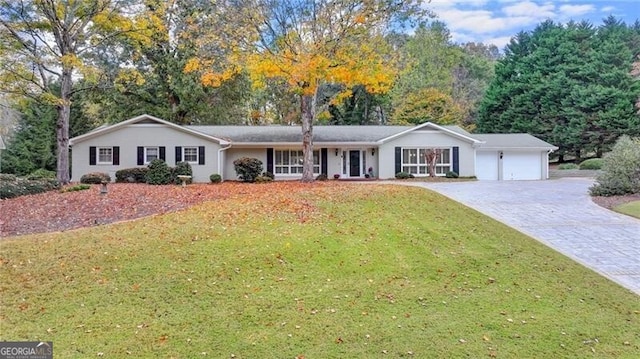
69, 114, 558, 183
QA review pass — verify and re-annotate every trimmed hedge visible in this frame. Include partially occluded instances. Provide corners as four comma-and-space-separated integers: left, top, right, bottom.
173, 161, 193, 184
146, 159, 172, 185
233, 157, 263, 182
210, 174, 222, 183
80, 172, 111, 184
115, 168, 149, 183
0, 176, 60, 199
579, 158, 603, 170
395, 172, 415, 179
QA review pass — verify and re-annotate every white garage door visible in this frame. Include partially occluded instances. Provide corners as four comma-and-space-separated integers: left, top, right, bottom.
502, 151, 542, 180
476, 151, 499, 180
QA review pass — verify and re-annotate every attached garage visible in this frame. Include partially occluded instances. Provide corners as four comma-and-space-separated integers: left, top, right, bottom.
473, 134, 557, 181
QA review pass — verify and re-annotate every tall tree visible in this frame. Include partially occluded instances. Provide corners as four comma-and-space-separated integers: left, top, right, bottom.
187, 0, 429, 182
0, 0, 132, 183
477, 18, 640, 159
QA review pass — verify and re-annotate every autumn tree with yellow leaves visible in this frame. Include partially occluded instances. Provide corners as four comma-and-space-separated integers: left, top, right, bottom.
186, 0, 429, 182
0, 0, 135, 183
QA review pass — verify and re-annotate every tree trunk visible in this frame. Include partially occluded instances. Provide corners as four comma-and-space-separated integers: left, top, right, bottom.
56, 67, 72, 185
300, 92, 314, 182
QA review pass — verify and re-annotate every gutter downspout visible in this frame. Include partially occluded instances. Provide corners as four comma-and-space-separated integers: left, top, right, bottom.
218, 144, 232, 182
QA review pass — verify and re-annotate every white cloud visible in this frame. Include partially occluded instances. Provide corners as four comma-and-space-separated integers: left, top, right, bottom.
502, 1, 556, 18
600, 6, 615, 13
559, 4, 596, 17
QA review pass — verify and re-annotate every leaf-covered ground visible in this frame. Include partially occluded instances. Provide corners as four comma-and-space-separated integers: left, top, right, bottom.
0, 182, 330, 238
1, 183, 639, 358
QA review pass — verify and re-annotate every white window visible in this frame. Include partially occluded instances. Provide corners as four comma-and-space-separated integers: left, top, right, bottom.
401, 148, 451, 176
183, 147, 198, 163
275, 150, 320, 175
145, 147, 159, 164
97, 147, 113, 164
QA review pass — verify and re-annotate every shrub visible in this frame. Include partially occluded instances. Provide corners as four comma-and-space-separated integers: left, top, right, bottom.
262, 171, 275, 180
210, 174, 222, 183
445, 171, 459, 178
115, 168, 149, 183
590, 136, 640, 196
395, 172, 414, 179
0, 177, 60, 199
557, 163, 579, 170
233, 157, 263, 182
0, 174, 17, 181
27, 169, 56, 180
173, 161, 193, 184
80, 172, 111, 184
316, 173, 328, 181
255, 175, 273, 183
579, 158, 603, 170
61, 184, 91, 193
146, 159, 172, 185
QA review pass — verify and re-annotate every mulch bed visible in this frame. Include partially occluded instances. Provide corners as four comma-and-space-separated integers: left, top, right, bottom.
0, 183, 253, 238
591, 193, 640, 210
1, 182, 637, 238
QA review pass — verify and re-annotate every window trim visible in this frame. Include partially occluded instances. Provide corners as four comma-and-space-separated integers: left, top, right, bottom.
401, 147, 452, 176
182, 146, 199, 164
144, 146, 159, 164
274, 149, 321, 175
96, 147, 113, 165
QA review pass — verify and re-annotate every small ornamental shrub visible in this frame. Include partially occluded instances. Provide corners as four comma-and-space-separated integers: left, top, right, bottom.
115, 168, 149, 183
445, 171, 459, 178
0, 177, 60, 199
27, 169, 56, 180
590, 136, 640, 196
255, 175, 273, 183
80, 172, 111, 184
173, 161, 193, 184
0, 174, 17, 181
210, 174, 222, 183
233, 157, 263, 182
61, 184, 91, 193
395, 172, 414, 179
262, 171, 275, 180
316, 173, 328, 181
579, 158, 603, 170
557, 163, 579, 170
146, 159, 172, 185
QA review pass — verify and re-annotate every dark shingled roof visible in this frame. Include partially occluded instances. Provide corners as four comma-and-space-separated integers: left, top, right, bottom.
186, 125, 414, 143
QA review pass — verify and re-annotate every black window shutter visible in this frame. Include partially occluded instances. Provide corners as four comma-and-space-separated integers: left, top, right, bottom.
321, 148, 328, 175
159, 147, 166, 161
266, 148, 274, 173
395, 147, 402, 174
89, 146, 96, 165
137, 147, 144, 165
175, 146, 182, 163
198, 146, 205, 165
113, 146, 120, 165
452, 146, 459, 174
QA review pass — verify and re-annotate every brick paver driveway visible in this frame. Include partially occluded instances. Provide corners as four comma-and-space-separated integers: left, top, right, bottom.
408, 178, 640, 295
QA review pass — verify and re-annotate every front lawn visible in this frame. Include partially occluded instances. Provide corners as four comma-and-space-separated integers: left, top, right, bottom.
614, 200, 640, 219
1, 183, 638, 358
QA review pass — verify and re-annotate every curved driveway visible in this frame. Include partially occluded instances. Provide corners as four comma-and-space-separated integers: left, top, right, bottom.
406, 178, 640, 295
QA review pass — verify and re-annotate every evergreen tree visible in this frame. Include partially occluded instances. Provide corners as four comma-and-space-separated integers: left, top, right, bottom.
477, 18, 640, 159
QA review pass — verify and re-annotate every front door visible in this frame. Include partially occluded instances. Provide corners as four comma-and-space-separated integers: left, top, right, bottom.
349, 150, 361, 177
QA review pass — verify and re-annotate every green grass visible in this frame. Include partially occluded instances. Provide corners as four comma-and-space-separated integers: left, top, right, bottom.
614, 200, 640, 219
1, 184, 639, 358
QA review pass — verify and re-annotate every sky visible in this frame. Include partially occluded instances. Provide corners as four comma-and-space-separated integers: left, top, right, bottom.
427, 0, 640, 49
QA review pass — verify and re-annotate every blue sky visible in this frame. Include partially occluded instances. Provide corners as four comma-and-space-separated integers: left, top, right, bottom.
428, 0, 640, 49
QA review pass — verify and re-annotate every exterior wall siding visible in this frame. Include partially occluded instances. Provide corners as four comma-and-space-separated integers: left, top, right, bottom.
377, 131, 475, 179
71, 124, 220, 183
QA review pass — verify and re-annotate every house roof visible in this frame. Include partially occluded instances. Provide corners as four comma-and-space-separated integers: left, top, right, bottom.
188, 125, 412, 144
69, 114, 230, 146
70, 114, 557, 150
474, 134, 558, 150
